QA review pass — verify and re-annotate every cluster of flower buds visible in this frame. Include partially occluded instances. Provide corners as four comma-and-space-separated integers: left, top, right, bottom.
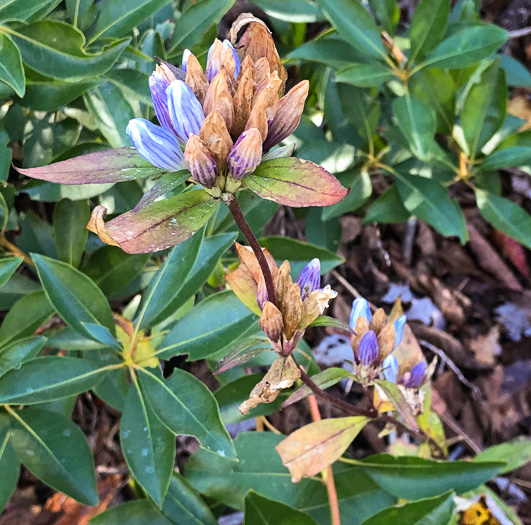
226, 244, 337, 356
126, 14, 309, 196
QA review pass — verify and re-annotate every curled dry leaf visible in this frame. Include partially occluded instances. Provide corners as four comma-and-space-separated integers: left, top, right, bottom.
275, 416, 369, 482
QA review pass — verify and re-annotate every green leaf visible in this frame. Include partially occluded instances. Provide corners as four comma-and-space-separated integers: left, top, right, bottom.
245, 158, 347, 207
162, 474, 217, 525
393, 170, 467, 242
0, 34, 25, 97
0, 291, 54, 347
92, 500, 173, 525
0, 356, 107, 404
0, 257, 23, 288
186, 432, 396, 523
250, 0, 323, 22
100, 189, 217, 254
54, 198, 90, 268
358, 454, 504, 500
480, 146, 531, 171
362, 491, 455, 525
473, 438, 531, 474
368, 0, 399, 35
80, 323, 122, 351
244, 491, 318, 525
322, 169, 372, 220
374, 380, 418, 431
393, 95, 436, 161
0, 0, 61, 23
33, 253, 115, 339
0, 336, 46, 378
422, 24, 508, 69
17, 147, 164, 184
135, 229, 204, 330
461, 62, 506, 159
409, 68, 455, 135
409, 0, 449, 63
121, 379, 175, 508
476, 190, 531, 249
139, 367, 236, 460
9, 408, 98, 505
12, 21, 129, 81
336, 63, 394, 87
169, 0, 235, 53
0, 422, 19, 513
157, 291, 257, 361
88, 0, 172, 42
315, 0, 386, 60
286, 36, 362, 69
500, 54, 531, 88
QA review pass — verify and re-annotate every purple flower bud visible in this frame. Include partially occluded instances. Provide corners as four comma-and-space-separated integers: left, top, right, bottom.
393, 315, 406, 349
227, 128, 263, 180
149, 72, 175, 135
126, 118, 184, 172
184, 134, 218, 189
296, 258, 321, 300
182, 49, 191, 72
350, 298, 372, 330
402, 361, 427, 389
222, 39, 241, 77
256, 276, 268, 310
357, 330, 378, 366
167, 80, 205, 145
382, 354, 399, 383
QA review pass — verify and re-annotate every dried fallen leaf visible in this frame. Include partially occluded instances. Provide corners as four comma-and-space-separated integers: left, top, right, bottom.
275, 416, 369, 482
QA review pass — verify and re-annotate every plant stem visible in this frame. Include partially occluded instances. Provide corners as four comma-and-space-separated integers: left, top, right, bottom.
0, 235, 34, 266
308, 394, 341, 525
226, 194, 278, 306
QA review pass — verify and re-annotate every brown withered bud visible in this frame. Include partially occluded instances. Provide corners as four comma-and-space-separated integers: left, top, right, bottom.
230, 13, 287, 92
369, 308, 386, 335
234, 242, 278, 284
185, 53, 208, 104
155, 60, 183, 83
263, 80, 309, 151
275, 260, 292, 308
184, 134, 218, 189
203, 69, 234, 133
245, 104, 268, 142
282, 282, 304, 341
376, 323, 395, 361
256, 272, 268, 310
205, 39, 225, 82
351, 316, 369, 358
232, 56, 255, 139
253, 57, 270, 88
253, 71, 281, 122
259, 301, 284, 343
199, 111, 233, 170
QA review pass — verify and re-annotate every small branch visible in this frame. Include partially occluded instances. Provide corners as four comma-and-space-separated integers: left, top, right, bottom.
0, 235, 34, 266
308, 394, 341, 525
226, 194, 277, 306
509, 27, 531, 39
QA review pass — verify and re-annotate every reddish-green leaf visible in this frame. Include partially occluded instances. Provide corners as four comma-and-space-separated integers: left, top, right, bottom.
17, 147, 165, 184
275, 416, 369, 482
89, 190, 218, 254
244, 158, 347, 207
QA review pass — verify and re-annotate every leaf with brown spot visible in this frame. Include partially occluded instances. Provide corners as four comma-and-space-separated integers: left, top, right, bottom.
275, 416, 369, 482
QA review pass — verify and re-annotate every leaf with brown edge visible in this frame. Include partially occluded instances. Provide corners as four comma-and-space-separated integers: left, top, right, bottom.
87, 190, 218, 254
244, 158, 348, 207
16, 147, 165, 184
374, 379, 419, 431
275, 416, 369, 482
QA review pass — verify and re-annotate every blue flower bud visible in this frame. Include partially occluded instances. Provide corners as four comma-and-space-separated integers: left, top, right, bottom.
403, 361, 427, 389
149, 73, 174, 135
223, 39, 241, 77
126, 118, 184, 172
167, 80, 205, 145
357, 330, 378, 366
350, 298, 372, 329
393, 315, 406, 349
296, 258, 321, 300
382, 354, 399, 384
182, 49, 191, 72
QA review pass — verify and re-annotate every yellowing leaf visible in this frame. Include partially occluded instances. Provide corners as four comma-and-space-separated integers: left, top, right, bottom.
275, 416, 369, 482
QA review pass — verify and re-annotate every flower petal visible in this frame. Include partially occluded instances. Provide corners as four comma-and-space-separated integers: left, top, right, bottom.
296, 258, 321, 300
382, 354, 399, 383
167, 80, 205, 144
358, 330, 378, 366
350, 298, 372, 329
393, 315, 407, 349
404, 361, 427, 389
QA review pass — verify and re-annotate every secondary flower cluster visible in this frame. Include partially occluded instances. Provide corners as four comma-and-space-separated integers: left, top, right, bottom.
226, 244, 337, 356
127, 14, 309, 195
350, 297, 426, 388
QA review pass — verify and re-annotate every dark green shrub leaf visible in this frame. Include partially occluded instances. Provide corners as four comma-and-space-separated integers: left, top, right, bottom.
473, 438, 531, 474
54, 198, 90, 268
0, 34, 25, 97
33, 253, 116, 339
244, 491, 318, 525
362, 491, 455, 525
480, 146, 531, 171
358, 454, 504, 500
0, 420, 19, 513
0, 356, 108, 404
250, 0, 323, 23
336, 63, 394, 87
476, 190, 531, 249
409, 0, 449, 63
322, 169, 372, 220
92, 500, 173, 524
157, 291, 257, 361
364, 186, 410, 224
121, 380, 175, 508
9, 408, 98, 505
79, 323, 122, 351
0, 336, 46, 378
500, 54, 531, 88
368, 0, 399, 35
316, 0, 386, 60
139, 367, 236, 460
286, 37, 360, 69
0, 0, 61, 23
13, 21, 129, 81
0, 257, 23, 289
